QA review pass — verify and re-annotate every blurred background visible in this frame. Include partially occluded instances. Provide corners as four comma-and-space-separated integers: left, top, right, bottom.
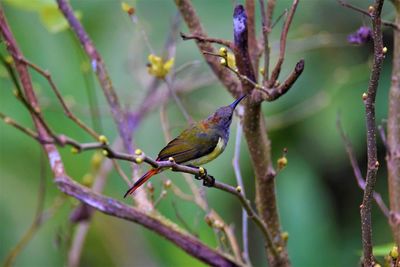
0, 0, 396, 266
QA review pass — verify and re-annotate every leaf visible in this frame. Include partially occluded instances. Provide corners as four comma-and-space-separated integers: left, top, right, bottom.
39, 6, 82, 33
373, 243, 396, 256
3, 0, 54, 12
4, 0, 82, 34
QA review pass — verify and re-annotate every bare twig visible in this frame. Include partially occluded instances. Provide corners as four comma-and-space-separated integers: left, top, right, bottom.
4, 151, 46, 267
56, 175, 242, 267
164, 77, 193, 124
180, 32, 234, 50
338, 0, 400, 30
0, 9, 243, 266
213, 181, 278, 258
387, 0, 400, 247
56, 0, 132, 153
56, 0, 152, 209
268, 0, 299, 88
232, 4, 291, 266
337, 116, 390, 218
348, 0, 385, 265
245, 0, 259, 70
17, 57, 100, 139
174, 0, 241, 97
232, 107, 250, 264
259, 0, 276, 81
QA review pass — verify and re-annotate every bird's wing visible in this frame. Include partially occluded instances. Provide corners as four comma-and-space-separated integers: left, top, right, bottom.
157, 125, 219, 164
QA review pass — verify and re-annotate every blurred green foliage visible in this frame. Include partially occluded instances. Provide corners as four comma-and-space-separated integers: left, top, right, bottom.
0, 0, 395, 266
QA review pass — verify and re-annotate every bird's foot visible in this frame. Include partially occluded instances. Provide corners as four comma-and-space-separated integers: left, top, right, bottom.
203, 175, 215, 187
194, 166, 206, 180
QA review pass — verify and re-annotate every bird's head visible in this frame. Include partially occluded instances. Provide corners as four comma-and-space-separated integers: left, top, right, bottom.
207, 95, 247, 129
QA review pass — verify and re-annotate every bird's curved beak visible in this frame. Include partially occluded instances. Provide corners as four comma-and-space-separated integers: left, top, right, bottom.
229, 94, 247, 109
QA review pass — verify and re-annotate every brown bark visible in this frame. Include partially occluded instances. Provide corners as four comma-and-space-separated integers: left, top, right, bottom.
387, 0, 400, 248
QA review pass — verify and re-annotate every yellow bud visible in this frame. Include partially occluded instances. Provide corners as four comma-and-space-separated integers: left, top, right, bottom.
161, 190, 167, 197
80, 61, 90, 73
13, 89, 20, 98
82, 173, 93, 187
91, 152, 103, 169
121, 2, 135, 15
199, 167, 205, 175
147, 182, 154, 193
368, 5, 374, 13
102, 149, 108, 156
277, 156, 288, 169
213, 220, 224, 229
382, 47, 388, 54
3, 117, 11, 124
135, 157, 143, 164
164, 179, 172, 188
362, 92, 368, 101
281, 232, 289, 242
277, 246, 283, 253
168, 157, 175, 162
260, 68, 265, 75
135, 148, 142, 155
71, 147, 79, 154
390, 246, 398, 259
205, 214, 213, 227
98, 135, 108, 144
220, 58, 227, 66
236, 186, 242, 193
218, 47, 227, 56
5, 55, 13, 64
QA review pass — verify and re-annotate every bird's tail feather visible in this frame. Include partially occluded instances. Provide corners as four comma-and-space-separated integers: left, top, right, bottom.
123, 168, 160, 198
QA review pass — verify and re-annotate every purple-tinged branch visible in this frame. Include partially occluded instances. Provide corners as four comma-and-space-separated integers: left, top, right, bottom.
268, 0, 299, 88
337, 117, 390, 218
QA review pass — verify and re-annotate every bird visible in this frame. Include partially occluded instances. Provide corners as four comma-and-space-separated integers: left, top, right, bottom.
124, 94, 247, 197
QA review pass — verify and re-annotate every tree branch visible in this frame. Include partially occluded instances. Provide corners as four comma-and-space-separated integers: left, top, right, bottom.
267, 0, 299, 88
174, 0, 241, 97
337, 117, 390, 218
232, 4, 290, 267
0, 8, 243, 266
356, 0, 385, 265
56, 175, 241, 267
387, 0, 400, 247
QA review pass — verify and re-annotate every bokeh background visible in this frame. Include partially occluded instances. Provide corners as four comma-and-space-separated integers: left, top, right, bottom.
0, 0, 396, 266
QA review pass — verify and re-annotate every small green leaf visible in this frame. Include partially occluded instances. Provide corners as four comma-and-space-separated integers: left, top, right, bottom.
373, 243, 396, 256
4, 0, 54, 12
39, 6, 82, 33
4, 0, 82, 34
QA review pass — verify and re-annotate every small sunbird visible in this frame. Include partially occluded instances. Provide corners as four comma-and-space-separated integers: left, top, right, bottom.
124, 94, 247, 197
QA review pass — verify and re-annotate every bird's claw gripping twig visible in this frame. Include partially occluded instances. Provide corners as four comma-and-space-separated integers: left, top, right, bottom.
193, 168, 215, 187
202, 175, 215, 187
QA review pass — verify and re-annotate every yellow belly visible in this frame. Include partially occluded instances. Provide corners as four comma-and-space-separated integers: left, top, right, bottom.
185, 137, 226, 166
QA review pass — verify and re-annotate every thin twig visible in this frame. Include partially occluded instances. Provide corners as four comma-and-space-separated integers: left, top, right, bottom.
0, 8, 242, 266
268, 0, 299, 87
18, 57, 100, 139
338, 0, 400, 30
164, 77, 193, 124
346, 0, 385, 265
337, 116, 390, 218
3, 151, 46, 267
56, 0, 133, 153
232, 107, 250, 264
213, 181, 278, 258
180, 32, 234, 50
